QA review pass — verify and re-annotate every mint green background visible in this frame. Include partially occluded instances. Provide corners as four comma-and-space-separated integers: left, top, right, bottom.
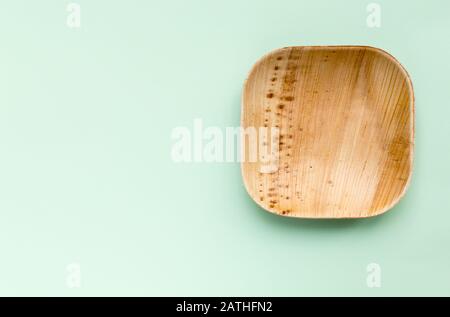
0, 0, 449, 296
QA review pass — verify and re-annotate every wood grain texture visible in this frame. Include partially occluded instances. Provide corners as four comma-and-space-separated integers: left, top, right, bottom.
241, 46, 414, 218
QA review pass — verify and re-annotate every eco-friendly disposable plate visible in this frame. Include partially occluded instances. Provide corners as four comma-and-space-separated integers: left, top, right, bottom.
241, 46, 414, 218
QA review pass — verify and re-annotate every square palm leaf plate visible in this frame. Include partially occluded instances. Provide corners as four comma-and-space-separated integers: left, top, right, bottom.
241, 46, 414, 218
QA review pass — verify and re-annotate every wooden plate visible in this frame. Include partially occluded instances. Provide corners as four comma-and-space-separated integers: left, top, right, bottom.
241, 46, 414, 218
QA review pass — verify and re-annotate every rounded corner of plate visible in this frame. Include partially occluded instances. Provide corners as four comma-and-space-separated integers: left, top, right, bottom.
370, 180, 413, 218
364, 46, 414, 93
